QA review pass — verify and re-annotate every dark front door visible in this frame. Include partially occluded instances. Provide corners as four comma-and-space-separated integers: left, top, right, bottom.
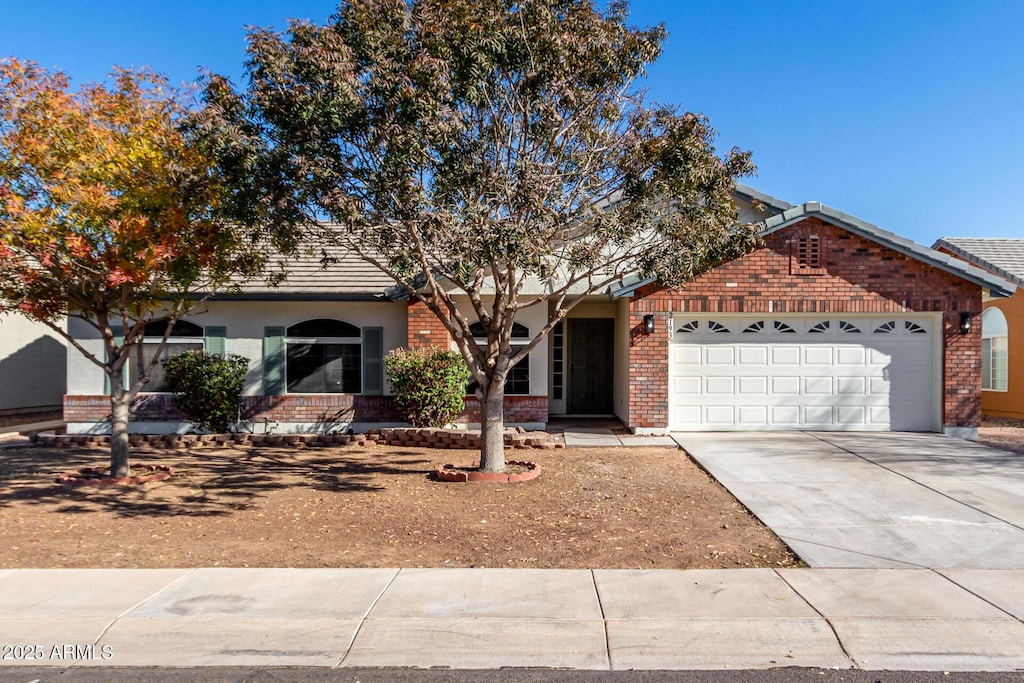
568, 318, 614, 414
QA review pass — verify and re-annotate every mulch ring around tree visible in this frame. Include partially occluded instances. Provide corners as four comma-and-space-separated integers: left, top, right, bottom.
57, 464, 174, 488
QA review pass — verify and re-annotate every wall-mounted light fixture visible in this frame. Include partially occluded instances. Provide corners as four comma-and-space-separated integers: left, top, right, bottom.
959, 312, 972, 335
643, 314, 655, 334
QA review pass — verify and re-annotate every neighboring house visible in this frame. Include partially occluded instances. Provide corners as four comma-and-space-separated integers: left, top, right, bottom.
932, 238, 1024, 420
64, 185, 1016, 439
0, 312, 65, 415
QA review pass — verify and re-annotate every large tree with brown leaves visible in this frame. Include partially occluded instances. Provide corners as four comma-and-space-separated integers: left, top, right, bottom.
203, 0, 757, 472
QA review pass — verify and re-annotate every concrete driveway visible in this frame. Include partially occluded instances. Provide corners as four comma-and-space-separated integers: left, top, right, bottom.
673, 432, 1024, 569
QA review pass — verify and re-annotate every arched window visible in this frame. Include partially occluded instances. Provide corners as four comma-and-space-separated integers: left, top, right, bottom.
141, 319, 204, 392
467, 321, 531, 395
982, 308, 1009, 391
286, 319, 363, 393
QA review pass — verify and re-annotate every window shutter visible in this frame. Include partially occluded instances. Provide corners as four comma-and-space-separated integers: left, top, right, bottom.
362, 327, 384, 395
204, 326, 227, 357
263, 326, 286, 396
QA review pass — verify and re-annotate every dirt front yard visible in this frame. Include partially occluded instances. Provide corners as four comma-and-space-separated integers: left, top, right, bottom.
0, 443, 798, 570
978, 416, 1024, 456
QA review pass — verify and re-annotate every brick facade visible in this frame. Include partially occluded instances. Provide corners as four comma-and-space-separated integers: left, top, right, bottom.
65, 393, 404, 427
627, 218, 983, 430
407, 299, 451, 348
65, 392, 548, 430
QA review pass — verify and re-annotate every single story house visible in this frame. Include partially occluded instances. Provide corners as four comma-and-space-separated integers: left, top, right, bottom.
64, 185, 1016, 439
933, 238, 1024, 420
0, 312, 65, 415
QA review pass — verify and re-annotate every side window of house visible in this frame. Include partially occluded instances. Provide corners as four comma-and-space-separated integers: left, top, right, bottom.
141, 320, 205, 392
285, 319, 363, 393
982, 308, 1009, 391
467, 321, 531, 395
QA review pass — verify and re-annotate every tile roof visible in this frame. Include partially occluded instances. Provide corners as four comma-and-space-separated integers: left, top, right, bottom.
932, 238, 1024, 287
223, 242, 397, 300
733, 183, 793, 213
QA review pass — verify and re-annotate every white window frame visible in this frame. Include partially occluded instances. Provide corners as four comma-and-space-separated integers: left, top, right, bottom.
982, 308, 1009, 392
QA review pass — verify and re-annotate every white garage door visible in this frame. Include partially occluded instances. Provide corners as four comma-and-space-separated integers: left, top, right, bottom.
669, 316, 938, 432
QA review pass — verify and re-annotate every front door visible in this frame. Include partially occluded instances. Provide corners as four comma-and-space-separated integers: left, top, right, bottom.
568, 318, 614, 414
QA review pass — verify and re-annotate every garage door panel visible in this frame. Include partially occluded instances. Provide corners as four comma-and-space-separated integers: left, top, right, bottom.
804, 347, 834, 364
771, 405, 802, 424
837, 406, 867, 425
672, 405, 702, 425
674, 346, 702, 365
772, 376, 801, 395
804, 377, 834, 395
706, 376, 734, 394
705, 406, 735, 424
738, 376, 768, 394
673, 376, 702, 394
837, 347, 867, 365
771, 346, 801, 364
705, 347, 735, 364
669, 316, 936, 432
738, 405, 768, 425
805, 406, 834, 424
869, 406, 891, 426
837, 377, 867, 395
738, 347, 768, 365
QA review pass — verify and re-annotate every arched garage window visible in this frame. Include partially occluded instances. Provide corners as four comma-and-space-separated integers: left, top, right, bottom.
286, 319, 363, 393
141, 319, 205, 392
467, 321, 531, 395
982, 308, 1008, 391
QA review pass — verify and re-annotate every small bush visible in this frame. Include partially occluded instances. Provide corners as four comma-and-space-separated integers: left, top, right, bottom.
385, 347, 471, 428
162, 351, 249, 433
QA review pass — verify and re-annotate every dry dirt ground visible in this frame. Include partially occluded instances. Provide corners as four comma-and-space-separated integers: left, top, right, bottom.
978, 416, 1024, 456
0, 443, 798, 570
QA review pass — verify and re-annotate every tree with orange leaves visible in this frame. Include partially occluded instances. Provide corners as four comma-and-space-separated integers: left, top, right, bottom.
0, 59, 274, 476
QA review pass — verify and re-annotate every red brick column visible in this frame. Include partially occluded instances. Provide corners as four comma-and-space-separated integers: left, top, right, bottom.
407, 300, 451, 349
626, 310, 670, 430
943, 307, 982, 429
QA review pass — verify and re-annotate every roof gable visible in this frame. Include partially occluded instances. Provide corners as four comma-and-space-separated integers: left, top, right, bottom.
760, 203, 1016, 298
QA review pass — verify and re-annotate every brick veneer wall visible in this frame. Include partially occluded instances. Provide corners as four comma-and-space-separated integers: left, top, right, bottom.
407, 300, 451, 348
65, 393, 404, 426
627, 218, 983, 430
65, 393, 548, 429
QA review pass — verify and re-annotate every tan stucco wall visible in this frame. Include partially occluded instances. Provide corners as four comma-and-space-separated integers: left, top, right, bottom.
66, 302, 409, 398
982, 291, 1024, 419
0, 313, 65, 412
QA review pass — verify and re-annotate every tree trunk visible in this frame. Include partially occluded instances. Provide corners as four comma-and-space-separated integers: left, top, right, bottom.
478, 379, 506, 473
109, 378, 131, 478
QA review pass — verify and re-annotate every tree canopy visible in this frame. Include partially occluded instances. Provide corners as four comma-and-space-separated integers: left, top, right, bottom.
0, 59, 272, 475
203, 0, 758, 471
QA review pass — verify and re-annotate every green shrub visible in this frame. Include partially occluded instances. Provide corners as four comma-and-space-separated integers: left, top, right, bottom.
162, 351, 249, 433
385, 347, 470, 428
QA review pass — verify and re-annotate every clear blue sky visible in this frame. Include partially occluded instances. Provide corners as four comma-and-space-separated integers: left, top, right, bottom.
3, 1, 1022, 245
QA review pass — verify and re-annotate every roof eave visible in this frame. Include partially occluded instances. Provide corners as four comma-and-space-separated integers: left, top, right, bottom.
931, 238, 1024, 289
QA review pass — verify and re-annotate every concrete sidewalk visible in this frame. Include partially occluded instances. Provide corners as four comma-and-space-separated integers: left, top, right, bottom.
1, 567, 1023, 671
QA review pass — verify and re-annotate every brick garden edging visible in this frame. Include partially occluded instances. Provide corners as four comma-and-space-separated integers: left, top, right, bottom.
436, 460, 541, 483
34, 427, 563, 451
